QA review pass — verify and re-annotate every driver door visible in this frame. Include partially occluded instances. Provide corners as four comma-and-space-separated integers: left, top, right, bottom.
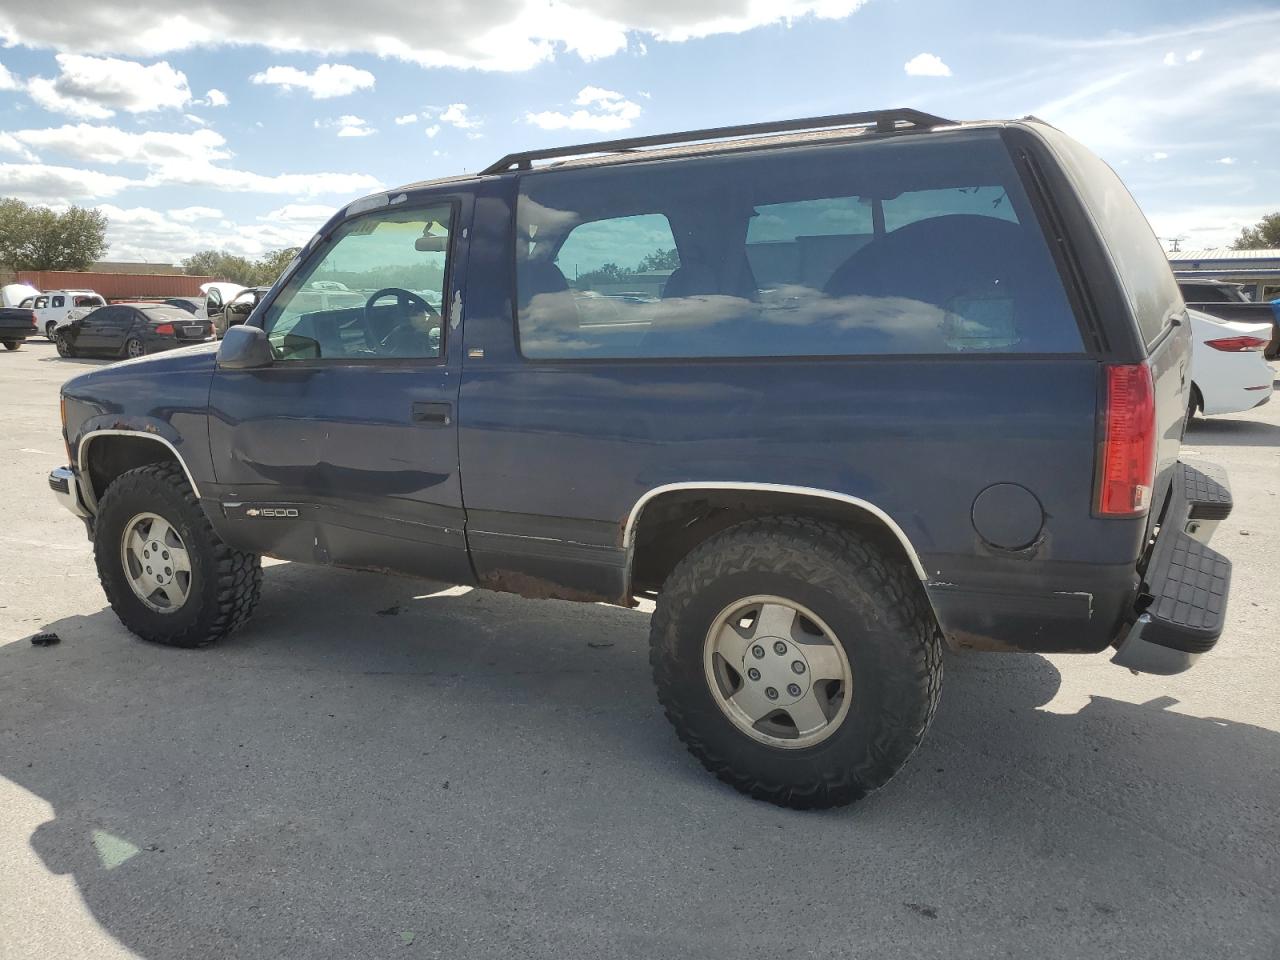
206, 191, 474, 584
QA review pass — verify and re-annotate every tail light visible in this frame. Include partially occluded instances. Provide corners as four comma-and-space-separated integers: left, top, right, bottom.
1204, 335, 1268, 352
153, 323, 175, 335
25, 310, 36, 328
1096, 363, 1156, 518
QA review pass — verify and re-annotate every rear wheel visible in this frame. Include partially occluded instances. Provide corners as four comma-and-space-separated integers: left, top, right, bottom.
45, 321, 57, 341
2, 340, 18, 351
124, 337, 145, 358
94, 462, 262, 647
649, 516, 942, 809
55, 333, 74, 357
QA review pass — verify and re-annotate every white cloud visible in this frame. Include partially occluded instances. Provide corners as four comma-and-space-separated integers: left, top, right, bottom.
904, 52, 951, 77
0, 162, 136, 203
0, 61, 19, 91
1186, 49, 1203, 62
261, 203, 335, 223
315, 114, 376, 137
394, 113, 418, 125
1146, 151, 1169, 161
26, 54, 190, 118
0, 123, 383, 197
439, 103, 479, 129
0, 2, 871, 71
525, 85, 642, 132
250, 63, 375, 99
168, 205, 221, 222
6, 123, 229, 166
424, 124, 440, 138
204, 88, 229, 107
97, 203, 326, 262
1216, 156, 1236, 165
183, 113, 207, 125
1163, 50, 1178, 66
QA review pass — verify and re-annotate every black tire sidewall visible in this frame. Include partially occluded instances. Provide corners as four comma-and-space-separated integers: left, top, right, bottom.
56, 334, 72, 357
662, 567, 909, 783
95, 470, 220, 643
2, 340, 18, 351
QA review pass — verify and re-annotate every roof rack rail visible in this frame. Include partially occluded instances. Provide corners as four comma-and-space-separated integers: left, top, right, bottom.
480, 108, 955, 175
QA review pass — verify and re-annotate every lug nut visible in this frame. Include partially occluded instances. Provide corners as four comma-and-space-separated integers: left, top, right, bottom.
792, 661, 806, 675
143, 550, 149, 558
747, 667, 761, 681
787, 683, 802, 697
751, 645, 765, 659
162, 551, 169, 560
765, 686, 779, 700
773, 641, 787, 655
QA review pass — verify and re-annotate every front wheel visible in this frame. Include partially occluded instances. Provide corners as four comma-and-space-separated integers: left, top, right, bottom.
124, 337, 145, 358
46, 321, 57, 341
2, 340, 18, 351
94, 462, 262, 647
55, 333, 74, 357
650, 517, 942, 809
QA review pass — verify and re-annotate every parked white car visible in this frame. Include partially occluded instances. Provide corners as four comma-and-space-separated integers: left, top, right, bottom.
1187, 308, 1274, 425
27, 289, 107, 340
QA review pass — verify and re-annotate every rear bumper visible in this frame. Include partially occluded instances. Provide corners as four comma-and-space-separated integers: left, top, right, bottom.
1112, 461, 1232, 675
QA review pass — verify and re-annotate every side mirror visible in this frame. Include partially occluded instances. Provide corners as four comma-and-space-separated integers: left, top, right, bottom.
217, 325, 273, 370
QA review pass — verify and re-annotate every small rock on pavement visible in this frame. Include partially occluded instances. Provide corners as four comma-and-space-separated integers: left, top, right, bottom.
30, 632, 60, 647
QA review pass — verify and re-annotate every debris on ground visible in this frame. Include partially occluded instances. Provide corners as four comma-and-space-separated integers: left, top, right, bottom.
30, 632, 61, 647
400, 931, 415, 946
376, 603, 402, 616
586, 639, 614, 649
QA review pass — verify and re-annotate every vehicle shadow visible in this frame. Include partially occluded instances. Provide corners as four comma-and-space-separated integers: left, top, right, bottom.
3, 562, 1277, 959
35, 355, 112, 366
1187, 414, 1280, 447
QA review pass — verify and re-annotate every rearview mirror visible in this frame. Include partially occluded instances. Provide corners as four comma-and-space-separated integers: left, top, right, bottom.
217, 325, 273, 370
415, 235, 448, 252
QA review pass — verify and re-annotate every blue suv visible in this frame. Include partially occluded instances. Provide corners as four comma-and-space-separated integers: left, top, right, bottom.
50, 110, 1234, 808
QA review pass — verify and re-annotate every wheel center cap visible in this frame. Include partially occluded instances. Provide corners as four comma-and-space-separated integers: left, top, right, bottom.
741, 637, 811, 706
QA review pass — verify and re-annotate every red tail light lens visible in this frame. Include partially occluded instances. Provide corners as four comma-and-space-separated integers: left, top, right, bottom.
1097, 363, 1156, 518
1204, 335, 1268, 352
153, 323, 175, 335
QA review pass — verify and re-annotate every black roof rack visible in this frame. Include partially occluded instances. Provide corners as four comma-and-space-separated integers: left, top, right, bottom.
480, 108, 955, 175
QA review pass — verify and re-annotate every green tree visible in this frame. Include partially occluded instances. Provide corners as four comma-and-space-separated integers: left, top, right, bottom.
637, 247, 680, 271
248, 247, 301, 286
1231, 212, 1280, 250
0, 198, 108, 270
183, 247, 302, 285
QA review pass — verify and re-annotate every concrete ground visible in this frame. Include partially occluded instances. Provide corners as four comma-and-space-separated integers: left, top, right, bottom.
1, 337, 1277, 960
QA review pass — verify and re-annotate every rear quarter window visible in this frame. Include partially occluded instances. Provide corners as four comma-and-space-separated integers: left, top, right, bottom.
515, 131, 1083, 360
1038, 128, 1182, 349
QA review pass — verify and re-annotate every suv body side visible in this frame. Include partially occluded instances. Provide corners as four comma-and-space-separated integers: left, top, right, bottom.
59, 119, 1192, 658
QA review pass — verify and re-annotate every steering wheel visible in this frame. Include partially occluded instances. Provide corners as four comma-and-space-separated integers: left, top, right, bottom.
365, 287, 440, 355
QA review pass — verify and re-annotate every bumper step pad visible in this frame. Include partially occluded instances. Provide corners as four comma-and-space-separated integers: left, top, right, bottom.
1141, 530, 1231, 654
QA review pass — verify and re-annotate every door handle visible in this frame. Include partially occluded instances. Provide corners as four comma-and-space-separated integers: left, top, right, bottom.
411, 401, 452, 426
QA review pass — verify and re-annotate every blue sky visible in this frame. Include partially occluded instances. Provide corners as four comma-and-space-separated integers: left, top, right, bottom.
0, 0, 1275, 262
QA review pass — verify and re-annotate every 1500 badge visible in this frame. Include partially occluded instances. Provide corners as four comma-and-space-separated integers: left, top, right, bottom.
225, 503, 308, 519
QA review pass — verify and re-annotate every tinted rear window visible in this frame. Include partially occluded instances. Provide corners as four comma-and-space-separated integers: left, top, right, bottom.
142, 308, 194, 321
515, 131, 1083, 360
1039, 128, 1182, 348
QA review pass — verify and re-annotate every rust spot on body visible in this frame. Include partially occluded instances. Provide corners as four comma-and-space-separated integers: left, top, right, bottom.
478, 569, 612, 605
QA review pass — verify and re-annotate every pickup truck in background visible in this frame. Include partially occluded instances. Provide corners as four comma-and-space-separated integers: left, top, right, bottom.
1177, 278, 1280, 359
0, 303, 37, 349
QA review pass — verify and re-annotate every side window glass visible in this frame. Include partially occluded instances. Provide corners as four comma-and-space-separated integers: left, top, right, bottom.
261, 202, 453, 361
52, 295, 65, 307
35, 296, 49, 308
517, 134, 1082, 359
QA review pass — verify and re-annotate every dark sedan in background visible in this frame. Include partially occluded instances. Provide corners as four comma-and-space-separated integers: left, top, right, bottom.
55, 303, 214, 359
